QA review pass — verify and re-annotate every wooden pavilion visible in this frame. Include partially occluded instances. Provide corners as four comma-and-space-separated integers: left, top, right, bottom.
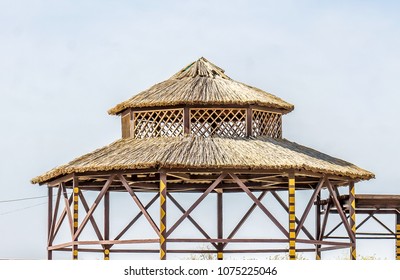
32, 57, 398, 260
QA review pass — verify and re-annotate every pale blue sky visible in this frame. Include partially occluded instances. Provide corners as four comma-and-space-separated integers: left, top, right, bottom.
0, 0, 399, 259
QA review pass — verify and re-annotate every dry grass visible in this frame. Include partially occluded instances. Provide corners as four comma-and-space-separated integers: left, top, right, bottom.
32, 136, 374, 184
108, 57, 294, 115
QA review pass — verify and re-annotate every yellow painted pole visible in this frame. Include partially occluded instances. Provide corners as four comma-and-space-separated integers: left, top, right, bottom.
288, 172, 296, 260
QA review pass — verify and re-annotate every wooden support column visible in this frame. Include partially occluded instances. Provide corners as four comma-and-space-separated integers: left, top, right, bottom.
315, 190, 321, 260
217, 191, 223, 260
72, 176, 79, 260
349, 181, 356, 260
288, 172, 296, 260
47, 186, 53, 260
246, 107, 252, 137
396, 213, 400, 260
184, 107, 190, 135
160, 172, 167, 260
104, 192, 110, 260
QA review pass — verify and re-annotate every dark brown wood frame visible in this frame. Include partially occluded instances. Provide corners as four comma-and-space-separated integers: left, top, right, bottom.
44, 169, 362, 260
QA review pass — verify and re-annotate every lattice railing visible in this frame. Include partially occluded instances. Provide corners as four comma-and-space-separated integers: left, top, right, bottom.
252, 109, 282, 138
190, 108, 246, 138
132, 109, 184, 138
131, 108, 282, 139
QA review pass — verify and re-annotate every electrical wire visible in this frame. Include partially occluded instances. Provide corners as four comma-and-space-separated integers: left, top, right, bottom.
0, 195, 48, 203
0, 190, 84, 216
0, 201, 48, 216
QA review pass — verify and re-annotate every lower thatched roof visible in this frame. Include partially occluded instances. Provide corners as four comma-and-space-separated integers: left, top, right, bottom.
32, 136, 374, 184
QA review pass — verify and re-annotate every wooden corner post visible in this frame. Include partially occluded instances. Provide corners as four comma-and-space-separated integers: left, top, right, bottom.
47, 186, 53, 260
160, 172, 167, 260
72, 175, 79, 260
349, 181, 356, 260
288, 171, 296, 260
396, 213, 400, 260
217, 190, 223, 260
104, 192, 110, 260
315, 189, 321, 260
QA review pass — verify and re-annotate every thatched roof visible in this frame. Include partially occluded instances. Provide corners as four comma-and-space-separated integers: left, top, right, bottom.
32, 136, 374, 184
108, 57, 294, 115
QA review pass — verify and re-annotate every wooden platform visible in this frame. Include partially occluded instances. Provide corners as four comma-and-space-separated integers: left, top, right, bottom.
355, 194, 400, 209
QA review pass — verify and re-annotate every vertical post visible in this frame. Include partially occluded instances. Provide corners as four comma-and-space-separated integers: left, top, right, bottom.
288, 171, 296, 260
160, 172, 167, 260
349, 181, 356, 260
396, 213, 400, 260
217, 191, 223, 260
72, 176, 79, 260
184, 107, 190, 135
104, 192, 110, 260
246, 107, 252, 137
315, 190, 321, 260
47, 186, 53, 260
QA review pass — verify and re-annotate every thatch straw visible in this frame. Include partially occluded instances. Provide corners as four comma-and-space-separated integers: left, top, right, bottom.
108, 57, 294, 115
31, 136, 374, 184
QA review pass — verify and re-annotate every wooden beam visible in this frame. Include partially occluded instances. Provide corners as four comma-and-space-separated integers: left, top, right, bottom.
246, 107, 252, 137
168, 238, 288, 243
295, 178, 325, 236
51, 189, 73, 245
167, 193, 218, 249
73, 175, 115, 240
326, 179, 355, 243
396, 213, 400, 260
319, 202, 332, 241
166, 173, 227, 237
45, 173, 74, 186
349, 181, 356, 260
104, 191, 110, 260
47, 187, 53, 260
315, 189, 321, 260
270, 191, 314, 240
183, 107, 190, 135
223, 191, 268, 249
72, 175, 79, 260
111, 193, 159, 247
61, 183, 74, 238
119, 174, 160, 237
159, 172, 167, 260
288, 171, 296, 260
217, 191, 223, 260
229, 173, 289, 238
78, 191, 104, 243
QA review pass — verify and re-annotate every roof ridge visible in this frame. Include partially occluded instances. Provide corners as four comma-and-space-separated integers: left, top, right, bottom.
171, 57, 230, 80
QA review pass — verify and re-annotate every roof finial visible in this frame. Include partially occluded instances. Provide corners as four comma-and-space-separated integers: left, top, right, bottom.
171, 57, 229, 80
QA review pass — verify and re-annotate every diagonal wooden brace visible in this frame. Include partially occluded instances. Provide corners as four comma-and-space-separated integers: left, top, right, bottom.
229, 173, 289, 238
119, 174, 160, 236
166, 173, 227, 237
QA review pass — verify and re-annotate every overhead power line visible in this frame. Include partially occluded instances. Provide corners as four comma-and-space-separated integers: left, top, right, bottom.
0, 195, 48, 203
0, 202, 48, 216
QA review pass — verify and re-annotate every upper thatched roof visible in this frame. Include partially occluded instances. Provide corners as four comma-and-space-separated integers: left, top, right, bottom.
108, 57, 294, 115
32, 136, 374, 184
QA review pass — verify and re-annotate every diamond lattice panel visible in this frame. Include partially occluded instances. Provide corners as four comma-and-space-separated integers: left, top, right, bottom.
133, 109, 184, 138
252, 110, 282, 138
190, 109, 246, 138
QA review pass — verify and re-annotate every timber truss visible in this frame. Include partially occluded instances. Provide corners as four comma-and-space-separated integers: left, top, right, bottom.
319, 194, 400, 260
45, 169, 359, 260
